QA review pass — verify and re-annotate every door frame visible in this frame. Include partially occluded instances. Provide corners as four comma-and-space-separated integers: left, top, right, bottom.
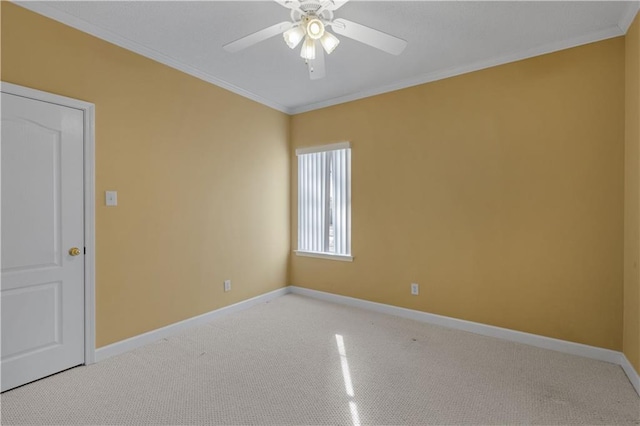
1, 82, 96, 364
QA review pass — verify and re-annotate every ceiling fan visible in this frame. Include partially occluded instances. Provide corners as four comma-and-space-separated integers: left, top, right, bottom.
223, 0, 408, 80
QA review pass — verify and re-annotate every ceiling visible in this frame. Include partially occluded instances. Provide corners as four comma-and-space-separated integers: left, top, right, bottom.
18, 1, 640, 114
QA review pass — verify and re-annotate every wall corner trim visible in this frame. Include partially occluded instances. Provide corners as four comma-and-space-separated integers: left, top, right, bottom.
94, 287, 289, 362
289, 286, 640, 396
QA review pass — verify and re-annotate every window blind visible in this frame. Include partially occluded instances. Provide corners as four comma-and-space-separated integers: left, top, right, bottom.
297, 143, 351, 256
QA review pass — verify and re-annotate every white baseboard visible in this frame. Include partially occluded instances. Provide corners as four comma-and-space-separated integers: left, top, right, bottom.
92, 283, 640, 397
289, 286, 639, 395
94, 287, 289, 362
619, 353, 640, 396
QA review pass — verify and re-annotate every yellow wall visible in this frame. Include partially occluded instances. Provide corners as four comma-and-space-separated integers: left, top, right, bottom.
624, 12, 640, 373
1, 3, 290, 347
1, 2, 632, 355
291, 38, 625, 350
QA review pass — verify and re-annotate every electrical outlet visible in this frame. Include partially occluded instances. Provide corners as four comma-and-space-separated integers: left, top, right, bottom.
224, 280, 231, 292
105, 191, 117, 206
411, 283, 419, 296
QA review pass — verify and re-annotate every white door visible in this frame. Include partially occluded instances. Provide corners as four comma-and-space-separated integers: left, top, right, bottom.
1, 92, 85, 392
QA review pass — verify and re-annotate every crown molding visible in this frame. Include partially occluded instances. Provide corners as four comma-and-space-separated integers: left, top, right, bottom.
13, 1, 293, 114
290, 25, 624, 114
14, 1, 633, 116
618, 1, 640, 33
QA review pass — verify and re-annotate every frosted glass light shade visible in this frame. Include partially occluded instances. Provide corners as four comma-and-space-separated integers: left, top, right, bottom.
283, 26, 305, 49
320, 31, 340, 54
300, 37, 316, 60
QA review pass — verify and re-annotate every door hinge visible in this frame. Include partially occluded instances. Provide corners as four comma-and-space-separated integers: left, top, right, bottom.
84, 247, 86, 255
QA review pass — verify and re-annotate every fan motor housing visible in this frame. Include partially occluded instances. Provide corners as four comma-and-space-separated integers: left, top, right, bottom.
291, 2, 333, 22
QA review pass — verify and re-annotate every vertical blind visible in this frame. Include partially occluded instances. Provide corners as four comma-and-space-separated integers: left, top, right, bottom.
297, 142, 351, 256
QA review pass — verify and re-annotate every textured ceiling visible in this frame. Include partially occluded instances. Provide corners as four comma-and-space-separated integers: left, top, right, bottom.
18, 1, 640, 114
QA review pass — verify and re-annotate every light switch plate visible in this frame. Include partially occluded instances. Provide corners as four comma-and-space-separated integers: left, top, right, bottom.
105, 191, 117, 206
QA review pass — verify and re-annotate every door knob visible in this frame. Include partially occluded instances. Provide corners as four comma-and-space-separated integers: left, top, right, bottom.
69, 247, 81, 256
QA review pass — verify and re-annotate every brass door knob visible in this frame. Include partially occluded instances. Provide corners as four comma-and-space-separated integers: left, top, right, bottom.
69, 247, 81, 256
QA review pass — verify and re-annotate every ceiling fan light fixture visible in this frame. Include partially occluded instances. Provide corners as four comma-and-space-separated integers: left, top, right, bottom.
320, 31, 340, 54
300, 36, 316, 60
283, 25, 305, 49
306, 18, 325, 40
222, 0, 409, 80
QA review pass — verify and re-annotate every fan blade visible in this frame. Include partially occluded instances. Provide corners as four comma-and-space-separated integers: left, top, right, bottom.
331, 18, 407, 55
223, 21, 292, 53
317, 0, 350, 14
321, 0, 350, 12
274, 0, 302, 12
308, 41, 326, 80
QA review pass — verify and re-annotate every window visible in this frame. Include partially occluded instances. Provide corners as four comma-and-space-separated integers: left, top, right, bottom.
296, 142, 352, 261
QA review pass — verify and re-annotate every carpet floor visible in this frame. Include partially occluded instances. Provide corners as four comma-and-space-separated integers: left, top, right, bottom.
1, 294, 638, 425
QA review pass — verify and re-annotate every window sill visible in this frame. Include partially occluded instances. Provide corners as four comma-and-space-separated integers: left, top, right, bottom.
294, 251, 354, 262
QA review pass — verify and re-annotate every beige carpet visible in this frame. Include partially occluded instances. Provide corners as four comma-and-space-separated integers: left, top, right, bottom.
1, 294, 638, 425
